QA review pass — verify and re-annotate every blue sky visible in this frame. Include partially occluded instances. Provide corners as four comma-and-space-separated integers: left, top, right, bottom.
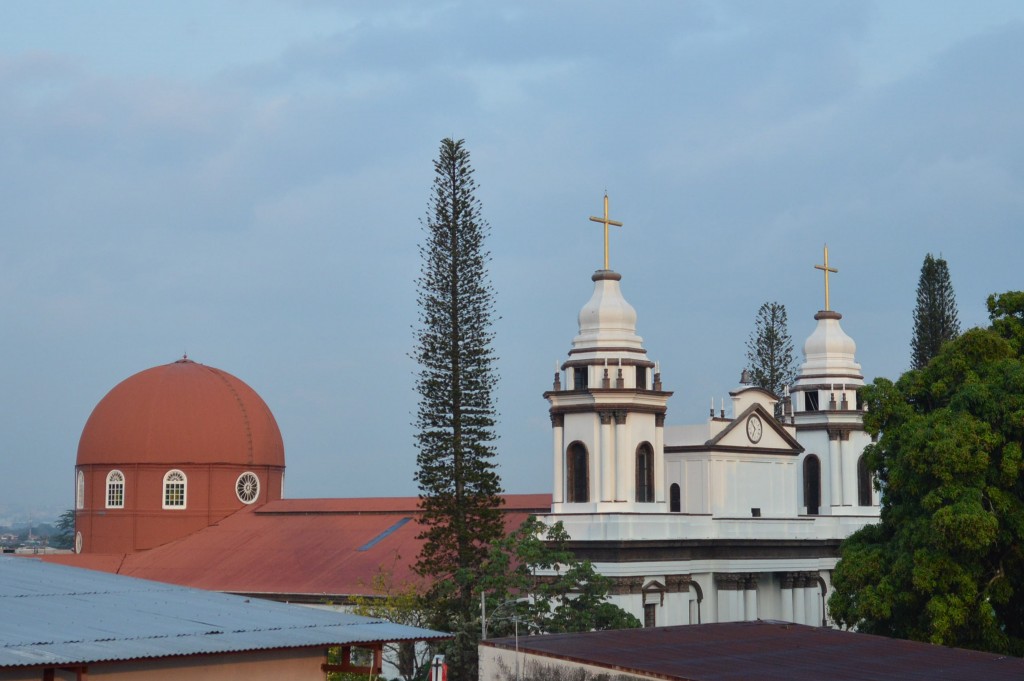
2, 1, 1023, 516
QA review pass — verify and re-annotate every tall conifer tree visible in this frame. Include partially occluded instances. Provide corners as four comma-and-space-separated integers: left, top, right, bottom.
745, 301, 797, 399
413, 138, 503, 680
911, 253, 960, 370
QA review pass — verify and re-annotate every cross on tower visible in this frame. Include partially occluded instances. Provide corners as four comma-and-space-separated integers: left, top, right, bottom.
589, 193, 624, 271
814, 244, 839, 311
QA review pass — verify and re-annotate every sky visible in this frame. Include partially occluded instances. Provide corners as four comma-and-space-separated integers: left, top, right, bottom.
2, 1, 1022, 518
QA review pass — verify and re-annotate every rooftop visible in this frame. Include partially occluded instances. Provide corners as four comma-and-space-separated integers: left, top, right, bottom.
1, 556, 447, 670
483, 620, 1024, 681
44, 494, 551, 600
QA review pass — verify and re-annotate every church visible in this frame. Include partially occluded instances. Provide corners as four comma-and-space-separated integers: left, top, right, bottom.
542, 202, 879, 627
54, 198, 879, 631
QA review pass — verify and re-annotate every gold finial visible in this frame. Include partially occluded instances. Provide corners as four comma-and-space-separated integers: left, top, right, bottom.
814, 244, 839, 311
589, 193, 623, 271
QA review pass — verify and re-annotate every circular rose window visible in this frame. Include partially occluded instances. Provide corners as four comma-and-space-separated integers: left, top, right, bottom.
235, 472, 260, 504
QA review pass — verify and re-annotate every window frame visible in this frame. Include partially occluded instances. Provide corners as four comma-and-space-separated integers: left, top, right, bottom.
803, 455, 821, 515
566, 441, 590, 503
635, 442, 654, 503
75, 470, 85, 510
105, 470, 125, 509
669, 483, 681, 513
235, 471, 261, 505
857, 455, 872, 506
162, 469, 187, 510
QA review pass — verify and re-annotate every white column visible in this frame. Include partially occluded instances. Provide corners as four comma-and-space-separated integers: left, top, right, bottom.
793, 578, 806, 625
805, 575, 820, 626
654, 414, 666, 503
600, 412, 614, 502
743, 581, 757, 621
614, 411, 629, 502
780, 574, 794, 623
829, 433, 843, 506
552, 415, 564, 505
841, 437, 858, 507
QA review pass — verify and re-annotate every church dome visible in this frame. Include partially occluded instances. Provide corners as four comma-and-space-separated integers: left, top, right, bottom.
796, 310, 863, 383
572, 270, 645, 353
77, 358, 285, 468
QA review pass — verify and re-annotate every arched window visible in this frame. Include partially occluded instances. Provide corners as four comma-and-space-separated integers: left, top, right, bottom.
857, 455, 872, 506
163, 470, 187, 509
635, 443, 654, 503
75, 470, 85, 510
566, 442, 589, 503
803, 455, 821, 515
106, 470, 125, 509
670, 483, 681, 513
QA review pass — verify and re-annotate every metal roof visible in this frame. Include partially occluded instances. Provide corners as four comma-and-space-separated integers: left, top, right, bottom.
43, 494, 551, 599
0, 556, 448, 669
483, 620, 1024, 681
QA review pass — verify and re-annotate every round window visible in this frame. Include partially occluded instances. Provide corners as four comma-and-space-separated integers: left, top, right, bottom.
75, 531, 83, 554
235, 472, 260, 504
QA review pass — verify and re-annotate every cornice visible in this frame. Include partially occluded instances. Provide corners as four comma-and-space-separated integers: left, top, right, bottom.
559, 537, 842, 563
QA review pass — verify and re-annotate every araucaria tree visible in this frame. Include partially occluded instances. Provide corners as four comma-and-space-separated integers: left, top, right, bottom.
745, 302, 797, 397
413, 138, 504, 680
911, 253, 960, 369
829, 291, 1024, 655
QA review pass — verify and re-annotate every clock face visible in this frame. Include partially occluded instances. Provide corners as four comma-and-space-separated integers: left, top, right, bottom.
746, 415, 763, 443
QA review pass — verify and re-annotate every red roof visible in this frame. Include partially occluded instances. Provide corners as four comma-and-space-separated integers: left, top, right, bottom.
46, 494, 551, 600
77, 358, 285, 468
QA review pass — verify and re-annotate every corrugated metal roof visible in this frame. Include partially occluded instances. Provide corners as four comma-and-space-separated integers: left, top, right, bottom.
483, 621, 1024, 681
43, 494, 551, 599
1, 557, 448, 669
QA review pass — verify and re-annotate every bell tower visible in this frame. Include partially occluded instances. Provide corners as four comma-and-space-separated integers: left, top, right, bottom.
790, 246, 879, 514
544, 196, 671, 513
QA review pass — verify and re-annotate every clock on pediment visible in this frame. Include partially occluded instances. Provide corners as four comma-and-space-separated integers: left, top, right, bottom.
746, 414, 763, 444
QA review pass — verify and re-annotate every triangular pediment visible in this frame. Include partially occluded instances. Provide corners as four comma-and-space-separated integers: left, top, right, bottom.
704, 403, 803, 454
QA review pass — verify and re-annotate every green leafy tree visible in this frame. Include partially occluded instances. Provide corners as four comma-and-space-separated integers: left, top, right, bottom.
911, 253, 960, 369
413, 138, 504, 681
829, 291, 1024, 655
350, 571, 432, 681
479, 517, 641, 638
745, 301, 797, 398
53, 510, 75, 550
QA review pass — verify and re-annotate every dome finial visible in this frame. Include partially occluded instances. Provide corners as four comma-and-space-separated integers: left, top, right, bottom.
588, 193, 624, 271
813, 244, 839, 311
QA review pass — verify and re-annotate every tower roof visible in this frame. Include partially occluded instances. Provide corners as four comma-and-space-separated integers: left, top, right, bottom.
571, 270, 646, 358
77, 358, 285, 468
795, 310, 863, 385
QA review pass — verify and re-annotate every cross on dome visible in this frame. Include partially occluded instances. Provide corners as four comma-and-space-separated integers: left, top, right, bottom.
814, 244, 839, 311
588, 193, 624, 271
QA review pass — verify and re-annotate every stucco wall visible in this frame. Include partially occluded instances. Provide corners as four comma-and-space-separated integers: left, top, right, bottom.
1, 648, 325, 681
479, 646, 647, 681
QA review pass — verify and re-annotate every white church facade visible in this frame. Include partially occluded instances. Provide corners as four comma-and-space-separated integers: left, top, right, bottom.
542, 218, 880, 628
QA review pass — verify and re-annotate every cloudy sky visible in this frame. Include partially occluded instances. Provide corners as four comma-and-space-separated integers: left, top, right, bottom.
2, 1, 1022, 517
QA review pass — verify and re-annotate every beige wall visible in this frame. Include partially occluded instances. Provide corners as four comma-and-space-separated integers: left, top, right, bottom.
1, 648, 326, 681
479, 646, 646, 681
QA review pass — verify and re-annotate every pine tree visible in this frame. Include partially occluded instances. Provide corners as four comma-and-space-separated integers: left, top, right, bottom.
911, 253, 960, 370
745, 301, 797, 398
413, 138, 503, 681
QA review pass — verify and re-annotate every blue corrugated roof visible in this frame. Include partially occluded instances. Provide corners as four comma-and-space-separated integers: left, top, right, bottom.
0, 556, 447, 669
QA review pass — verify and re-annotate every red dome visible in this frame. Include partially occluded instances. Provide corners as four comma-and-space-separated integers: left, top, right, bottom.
77, 358, 285, 468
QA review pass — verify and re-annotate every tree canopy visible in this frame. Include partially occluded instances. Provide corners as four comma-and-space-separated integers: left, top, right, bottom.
911, 253, 960, 369
745, 301, 797, 398
413, 138, 504, 680
479, 517, 641, 638
829, 291, 1024, 655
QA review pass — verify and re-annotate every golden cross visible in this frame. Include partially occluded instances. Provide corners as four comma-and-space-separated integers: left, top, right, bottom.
589, 193, 623, 271
814, 244, 839, 311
